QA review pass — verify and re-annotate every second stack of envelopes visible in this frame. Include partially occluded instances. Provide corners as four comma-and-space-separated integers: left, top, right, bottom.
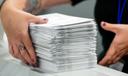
29, 13, 97, 73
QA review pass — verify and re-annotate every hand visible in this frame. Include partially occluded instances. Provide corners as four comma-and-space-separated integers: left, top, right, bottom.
0, 1, 47, 65
99, 21, 128, 66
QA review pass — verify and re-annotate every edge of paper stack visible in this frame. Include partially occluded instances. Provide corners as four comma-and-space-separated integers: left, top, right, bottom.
29, 13, 97, 73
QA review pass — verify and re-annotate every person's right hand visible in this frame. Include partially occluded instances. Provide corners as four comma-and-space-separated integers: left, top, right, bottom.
0, 1, 47, 66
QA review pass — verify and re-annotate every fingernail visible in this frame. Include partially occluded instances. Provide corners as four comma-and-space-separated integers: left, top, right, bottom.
43, 18, 47, 20
42, 18, 48, 22
101, 21, 106, 26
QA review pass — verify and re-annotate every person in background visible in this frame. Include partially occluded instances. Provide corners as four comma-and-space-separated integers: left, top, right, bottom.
0, 0, 128, 73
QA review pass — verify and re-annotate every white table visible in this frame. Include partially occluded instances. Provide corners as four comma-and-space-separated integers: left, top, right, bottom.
0, 50, 128, 76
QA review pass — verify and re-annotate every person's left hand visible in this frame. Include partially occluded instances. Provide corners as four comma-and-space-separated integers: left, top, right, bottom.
99, 21, 128, 66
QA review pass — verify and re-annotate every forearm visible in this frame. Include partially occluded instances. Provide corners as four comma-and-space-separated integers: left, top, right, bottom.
31, 0, 71, 14
1, 0, 71, 14
2, 0, 71, 10
39, 0, 71, 9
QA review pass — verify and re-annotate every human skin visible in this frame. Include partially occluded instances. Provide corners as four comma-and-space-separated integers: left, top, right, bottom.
99, 22, 128, 66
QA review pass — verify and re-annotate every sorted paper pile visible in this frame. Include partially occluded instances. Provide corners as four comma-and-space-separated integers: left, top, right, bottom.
29, 13, 97, 73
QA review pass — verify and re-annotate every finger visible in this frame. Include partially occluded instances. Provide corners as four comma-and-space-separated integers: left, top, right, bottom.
20, 50, 33, 65
8, 41, 28, 63
29, 16, 48, 24
112, 49, 127, 64
101, 21, 120, 33
99, 41, 116, 66
113, 57, 121, 64
18, 44, 33, 65
9, 45, 15, 57
22, 33, 37, 64
13, 44, 28, 64
112, 52, 123, 64
107, 55, 120, 65
11, 44, 21, 59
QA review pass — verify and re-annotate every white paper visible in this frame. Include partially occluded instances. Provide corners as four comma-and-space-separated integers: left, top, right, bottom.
30, 13, 97, 73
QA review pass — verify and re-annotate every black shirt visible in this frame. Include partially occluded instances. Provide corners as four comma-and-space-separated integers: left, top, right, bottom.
71, 0, 128, 60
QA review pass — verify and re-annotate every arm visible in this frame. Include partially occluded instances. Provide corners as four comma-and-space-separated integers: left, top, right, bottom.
32, 0, 85, 14
0, 0, 72, 65
38, 0, 86, 9
0, 0, 47, 65
2, 0, 71, 13
0, 0, 71, 65
39, 0, 71, 9
32, 0, 71, 14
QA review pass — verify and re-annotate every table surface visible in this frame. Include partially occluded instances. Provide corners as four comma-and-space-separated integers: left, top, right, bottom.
0, 50, 128, 76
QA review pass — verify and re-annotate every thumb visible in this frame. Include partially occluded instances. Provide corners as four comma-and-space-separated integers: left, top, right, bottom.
101, 21, 120, 33
29, 15, 48, 24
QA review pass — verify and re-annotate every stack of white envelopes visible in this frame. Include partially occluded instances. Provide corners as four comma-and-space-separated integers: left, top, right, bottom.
29, 13, 97, 73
